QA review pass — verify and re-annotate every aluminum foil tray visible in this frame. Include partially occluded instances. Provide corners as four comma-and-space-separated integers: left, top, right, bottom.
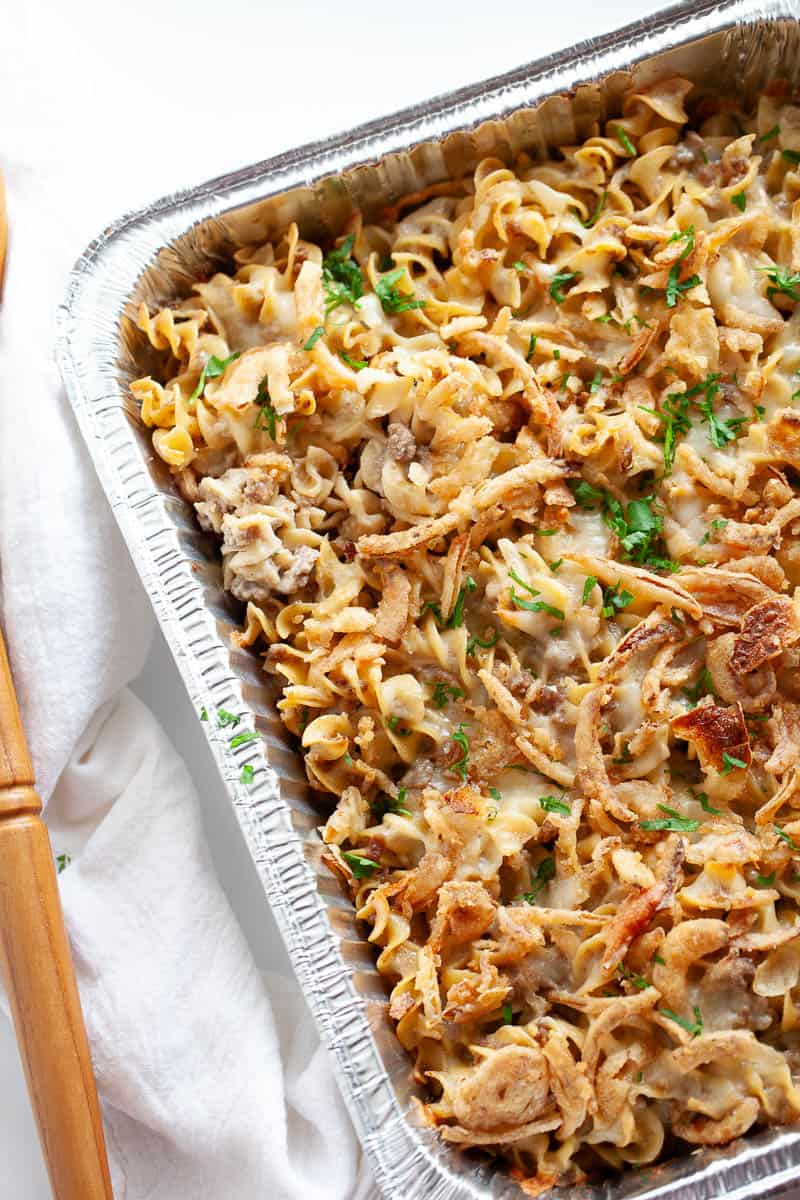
56, 1, 800, 1196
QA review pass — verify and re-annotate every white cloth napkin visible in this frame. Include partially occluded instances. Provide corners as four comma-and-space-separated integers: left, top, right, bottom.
0, 31, 371, 1200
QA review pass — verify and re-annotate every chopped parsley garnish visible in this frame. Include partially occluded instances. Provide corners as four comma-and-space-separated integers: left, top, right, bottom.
640, 804, 701, 833
322, 234, 363, 314
582, 576, 598, 604
375, 267, 426, 314
783, 149, 800, 165
760, 124, 780, 142
467, 628, 499, 655
600, 580, 634, 619
665, 226, 701, 307
731, 192, 747, 212
582, 190, 607, 228
549, 270, 580, 304
775, 824, 800, 851
501, 1003, 514, 1024
640, 391, 692, 472
431, 682, 464, 708
343, 850, 380, 878
521, 856, 556, 903
230, 730, 260, 749
340, 351, 367, 371
539, 794, 570, 816
303, 325, 325, 351
611, 743, 633, 765
756, 872, 776, 887
760, 264, 800, 303
697, 375, 746, 447
653, 953, 666, 965
670, 607, 684, 625
512, 260, 527, 273
189, 351, 240, 403
56, 852, 71, 874
526, 333, 537, 361
660, 1006, 703, 1037
549, 558, 564, 572
508, 569, 565, 620
451, 724, 470, 781
682, 666, 716, 706
553, 348, 561, 360
489, 787, 502, 803
240, 764, 255, 785
372, 789, 411, 820
618, 963, 649, 990
569, 482, 676, 570
699, 517, 729, 546
615, 126, 637, 156
721, 752, 747, 774
386, 715, 411, 736
200, 706, 208, 721
253, 375, 278, 439
217, 708, 241, 728
691, 788, 721, 815
343, 753, 353, 765
450, 576, 477, 627
589, 370, 603, 394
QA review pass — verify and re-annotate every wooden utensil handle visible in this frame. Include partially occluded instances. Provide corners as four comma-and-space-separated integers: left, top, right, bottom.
0, 634, 113, 1199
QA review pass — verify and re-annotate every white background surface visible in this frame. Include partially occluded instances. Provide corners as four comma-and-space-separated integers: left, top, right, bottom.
2, 0, 663, 1192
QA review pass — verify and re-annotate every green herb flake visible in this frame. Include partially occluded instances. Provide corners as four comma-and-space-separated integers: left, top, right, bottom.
582, 576, 598, 605
230, 730, 260, 749
343, 752, 353, 765
756, 872, 776, 887
615, 125, 637, 156
508, 570, 565, 621
512, 260, 527, 273
589, 369, 603, 394
340, 351, 368, 371
431, 682, 464, 709
690, 788, 721, 815
322, 234, 363, 314
217, 709, 242, 729
721, 752, 747, 774
467, 628, 499, 655
343, 850, 381, 878
526, 333, 537, 362
200, 706, 208, 721
760, 264, 800, 303
660, 1006, 703, 1037
539, 794, 570, 816
600, 580, 634, 619
617, 963, 650, 990
731, 191, 747, 212
501, 1002, 514, 1024
682, 666, 716, 706
549, 558, 564, 573
253, 374, 278, 439
489, 787, 503, 803
189, 351, 241, 403
570, 480, 605, 509
653, 953, 666, 965
240, 764, 255, 785
386, 715, 411, 737
582, 190, 608, 228
303, 325, 325, 351
640, 804, 701, 834
760, 124, 780, 142
783, 149, 800, 165
775, 824, 800, 851
520, 856, 556, 903
549, 270, 580, 304
450, 576, 478, 628
451, 724, 470, 781
375, 267, 426, 314
640, 391, 692, 473
56, 852, 71, 874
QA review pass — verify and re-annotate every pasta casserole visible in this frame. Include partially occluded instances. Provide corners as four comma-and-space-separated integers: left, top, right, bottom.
134, 74, 800, 1189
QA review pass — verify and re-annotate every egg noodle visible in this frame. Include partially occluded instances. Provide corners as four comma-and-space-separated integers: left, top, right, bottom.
134, 76, 800, 1188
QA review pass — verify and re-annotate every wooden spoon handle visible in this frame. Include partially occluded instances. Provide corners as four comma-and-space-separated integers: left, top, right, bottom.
0, 633, 113, 1200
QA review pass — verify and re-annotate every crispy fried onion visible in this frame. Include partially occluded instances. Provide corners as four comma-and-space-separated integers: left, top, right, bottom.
707, 632, 777, 712
598, 612, 684, 683
671, 700, 752, 771
435, 1044, 554, 1142
678, 567, 776, 627
730, 594, 800, 675
576, 685, 637, 823
602, 836, 684, 969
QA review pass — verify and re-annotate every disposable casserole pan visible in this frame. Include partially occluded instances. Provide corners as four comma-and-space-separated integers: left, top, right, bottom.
57, 1, 800, 1196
